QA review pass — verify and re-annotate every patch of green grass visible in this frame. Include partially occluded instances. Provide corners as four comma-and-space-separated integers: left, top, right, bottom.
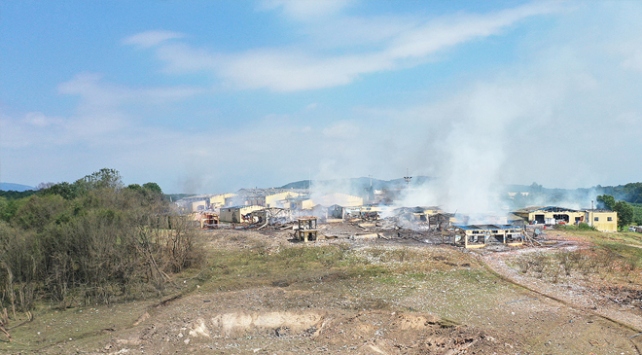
202, 245, 393, 292
406, 272, 427, 281
377, 276, 400, 285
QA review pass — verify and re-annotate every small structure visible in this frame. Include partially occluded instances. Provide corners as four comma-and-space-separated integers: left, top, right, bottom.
296, 217, 318, 242
300, 193, 363, 210
220, 205, 264, 224
201, 212, 219, 229
585, 209, 618, 232
345, 205, 382, 220
177, 193, 236, 213
249, 208, 293, 228
513, 206, 585, 225
455, 224, 525, 248
428, 212, 456, 231
265, 191, 302, 208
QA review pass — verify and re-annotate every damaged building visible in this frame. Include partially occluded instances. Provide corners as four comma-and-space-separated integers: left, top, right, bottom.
455, 224, 525, 248
513, 206, 617, 232
219, 205, 265, 224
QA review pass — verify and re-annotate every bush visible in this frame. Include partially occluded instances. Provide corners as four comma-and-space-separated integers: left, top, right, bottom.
554, 223, 596, 231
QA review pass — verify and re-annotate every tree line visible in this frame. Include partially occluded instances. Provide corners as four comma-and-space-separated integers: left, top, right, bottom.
0, 169, 200, 316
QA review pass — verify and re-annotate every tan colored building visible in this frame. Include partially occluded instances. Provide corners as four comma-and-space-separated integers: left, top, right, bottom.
301, 193, 363, 209
513, 206, 617, 232
209, 193, 236, 208
186, 193, 236, 212
513, 206, 586, 226
219, 205, 264, 223
457, 224, 525, 248
190, 199, 208, 212
265, 191, 302, 208
585, 210, 618, 232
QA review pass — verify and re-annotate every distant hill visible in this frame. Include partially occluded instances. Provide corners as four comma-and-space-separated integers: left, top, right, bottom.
280, 176, 433, 192
280, 180, 311, 189
0, 183, 34, 192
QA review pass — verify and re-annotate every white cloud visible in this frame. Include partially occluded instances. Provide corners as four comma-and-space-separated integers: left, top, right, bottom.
122, 30, 185, 48
128, 2, 560, 92
322, 121, 359, 139
621, 49, 642, 73
58, 73, 202, 108
1, 74, 203, 152
388, 3, 559, 59
259, 0, 352, 21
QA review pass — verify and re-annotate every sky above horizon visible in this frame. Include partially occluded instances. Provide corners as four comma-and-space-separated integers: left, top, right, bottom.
1, 0, 642, 195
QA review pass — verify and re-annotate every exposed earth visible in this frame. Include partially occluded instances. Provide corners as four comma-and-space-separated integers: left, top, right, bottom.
2, 223, 642, 354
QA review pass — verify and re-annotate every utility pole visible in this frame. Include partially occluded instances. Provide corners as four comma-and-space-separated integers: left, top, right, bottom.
403, 168, 412, 184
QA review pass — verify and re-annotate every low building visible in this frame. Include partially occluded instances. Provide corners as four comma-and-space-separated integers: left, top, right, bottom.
190, 199, 208, 212
210, 193, 237, 208
455, 224, 525, 247
183, 193, 236, 212
219, 205, 264, 223
248, 207, 293, 226
513, 206, 617, 232
513, 206, 586, 225
265, 191, 302, 208
301, 193, 363, 209
585, 209, 618, 232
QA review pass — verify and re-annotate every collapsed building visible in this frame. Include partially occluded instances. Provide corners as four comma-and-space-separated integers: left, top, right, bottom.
248, 208, 294, 228
454, 224, 526, 248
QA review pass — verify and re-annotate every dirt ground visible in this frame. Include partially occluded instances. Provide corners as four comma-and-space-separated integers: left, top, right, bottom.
2, 224, 642, 354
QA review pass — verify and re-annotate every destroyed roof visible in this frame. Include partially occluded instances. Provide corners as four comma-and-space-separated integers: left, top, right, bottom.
393, 206, 428, 214
222, 205, 264, 209
515, 206, 580, 213
455, 224, 523, 230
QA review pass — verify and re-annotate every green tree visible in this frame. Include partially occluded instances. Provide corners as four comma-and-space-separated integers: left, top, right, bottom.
142, 182, 162, 194
613, 201, 634, 229
75, 168, 123, 191
41, 182, 80, 200
597, 194, 616, 210
12, 194, 67, 231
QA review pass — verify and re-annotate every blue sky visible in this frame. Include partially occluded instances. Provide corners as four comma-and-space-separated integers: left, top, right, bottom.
1, 0, 642, 196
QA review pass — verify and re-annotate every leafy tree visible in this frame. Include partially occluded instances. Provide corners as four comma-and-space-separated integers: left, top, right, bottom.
12, 194, 67, 231
613, 201, 634, 229
0, 198, 28, 223
75, 168, 123, 191
142, 182, 162, 194
597, 195, 616, 210
632, 204, 642, 225
529, 182, 543, 195
41, 182, 80, 200
126, 184, 143, 192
